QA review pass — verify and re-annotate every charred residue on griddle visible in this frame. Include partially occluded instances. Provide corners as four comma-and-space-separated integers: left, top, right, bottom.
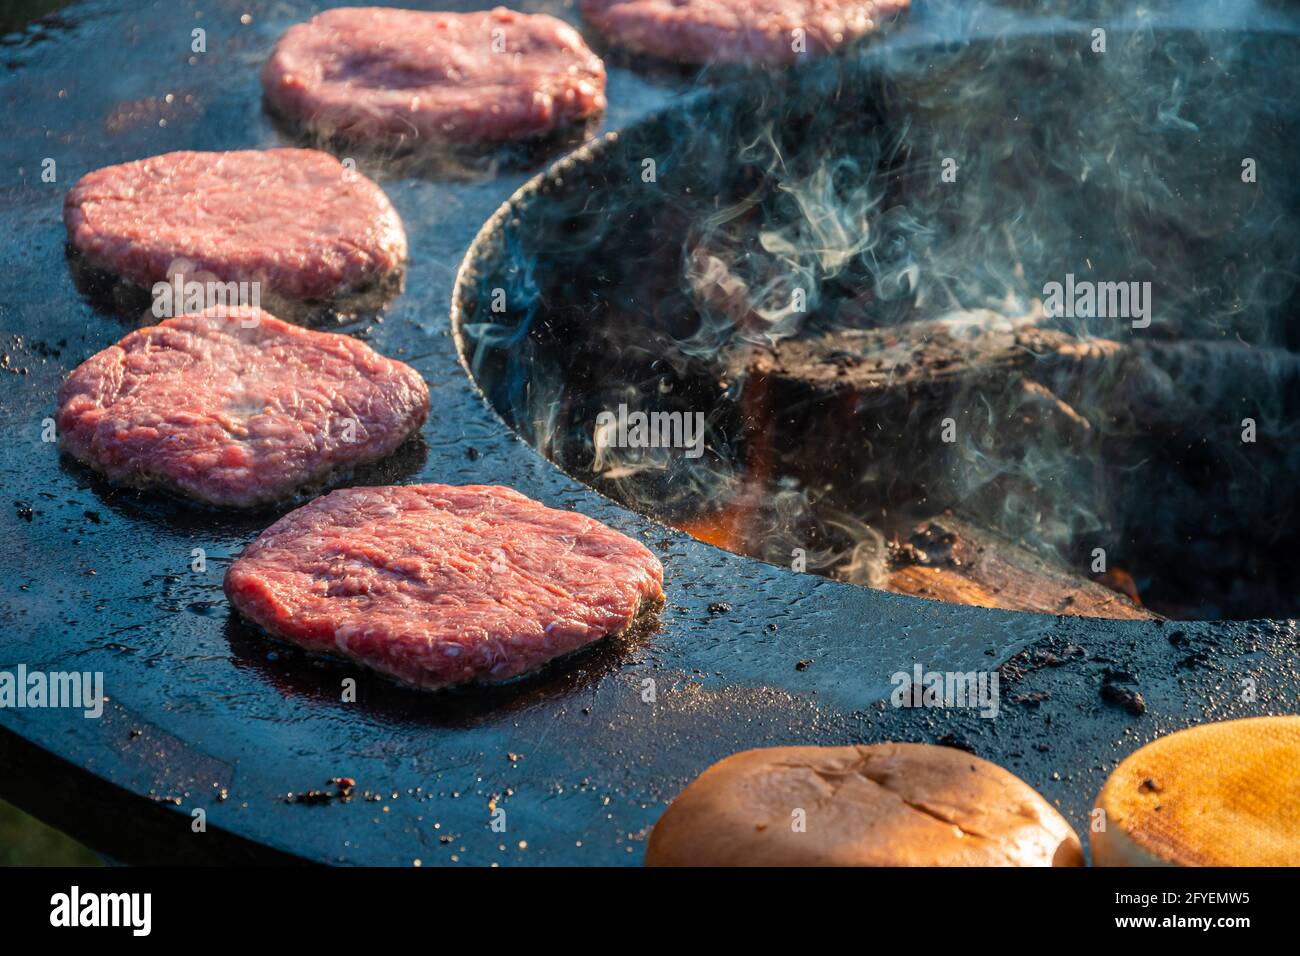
286, 777, 356, 805
998, 642, 1085, 685
1010, 690, 1050, 708
1099, 669, 1146, 717
936, 733, 976, 754
3, 334, 64, 375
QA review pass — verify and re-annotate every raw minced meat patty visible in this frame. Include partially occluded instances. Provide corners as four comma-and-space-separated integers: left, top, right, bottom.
224, 484, 665, 689
56, 306, 428, 507
64, 148, 407, 304
580, 0, 910, 65
261, 7, 607, 146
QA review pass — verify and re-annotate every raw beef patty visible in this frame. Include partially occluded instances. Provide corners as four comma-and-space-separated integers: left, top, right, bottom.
262, 7, 607, 146
580, 0, 910, 65
224, 484, 665, 689
56, 307, 428, 507
64, 149, 406, 305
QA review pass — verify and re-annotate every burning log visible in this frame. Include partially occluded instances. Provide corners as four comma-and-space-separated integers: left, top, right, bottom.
884, 513, 1156, 620
676, 498, 1155, 618
722, 314, 1300, 618
726, 315, 1299, 514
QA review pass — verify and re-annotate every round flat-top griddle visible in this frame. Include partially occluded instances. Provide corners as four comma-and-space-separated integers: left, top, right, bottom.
1, 0, 1297, 865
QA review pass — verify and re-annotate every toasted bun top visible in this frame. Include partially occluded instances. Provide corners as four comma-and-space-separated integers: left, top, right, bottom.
1093, 716, 1300, 866
645, 743, 1083, 866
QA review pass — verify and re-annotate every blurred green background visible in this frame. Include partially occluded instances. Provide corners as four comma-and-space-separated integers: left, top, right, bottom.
2, 0, 100, 867
0, 800, 101, 866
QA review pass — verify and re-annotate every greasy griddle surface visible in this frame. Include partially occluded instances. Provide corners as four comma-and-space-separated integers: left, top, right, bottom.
1, 0, 1295, 865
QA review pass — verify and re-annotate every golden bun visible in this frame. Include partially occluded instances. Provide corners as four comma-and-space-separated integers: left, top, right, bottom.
1092, 716, 1300, 866
646, 743, 1083, 866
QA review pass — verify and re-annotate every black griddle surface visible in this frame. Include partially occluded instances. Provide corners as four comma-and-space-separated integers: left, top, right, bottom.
1, 0, 1297, 865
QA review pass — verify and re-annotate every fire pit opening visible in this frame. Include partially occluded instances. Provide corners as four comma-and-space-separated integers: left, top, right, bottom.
455, 28, 1300, 622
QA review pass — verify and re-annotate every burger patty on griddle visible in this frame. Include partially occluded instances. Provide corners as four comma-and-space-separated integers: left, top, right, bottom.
580, 0, 910, 66
224, 484, 665, 690
64, 148, 407, 307
56, 306, 429, 507
262, 7, 606, 146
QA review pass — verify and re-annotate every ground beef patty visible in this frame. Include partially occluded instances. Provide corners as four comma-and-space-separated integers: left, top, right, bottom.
580, 0, 909, 65
64, 149, 406, 306
262, 7, 606, 146
56, 306, 428, 507
224, 484, 665, 689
